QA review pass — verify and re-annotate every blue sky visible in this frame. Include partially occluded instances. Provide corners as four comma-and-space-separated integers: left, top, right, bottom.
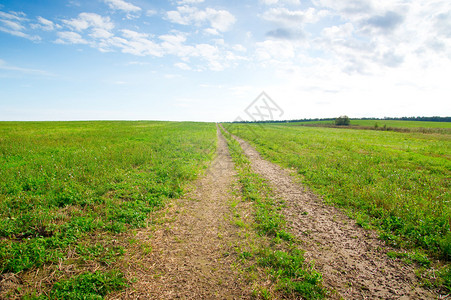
0, 0, 450, 121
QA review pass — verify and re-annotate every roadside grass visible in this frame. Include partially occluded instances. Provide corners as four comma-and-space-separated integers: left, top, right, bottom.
0, 121, 216, 298
24, 270, 127, 300
225, 122, 450, 291
220, 125, 325, 299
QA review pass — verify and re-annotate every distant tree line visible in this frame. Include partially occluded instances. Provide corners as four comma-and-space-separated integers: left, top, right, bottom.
232, 116, 450, 124
232, 118, 334, 124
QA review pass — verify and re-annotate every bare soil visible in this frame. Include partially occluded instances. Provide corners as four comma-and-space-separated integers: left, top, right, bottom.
228, 130, 437, 299
113, 126, 253, 299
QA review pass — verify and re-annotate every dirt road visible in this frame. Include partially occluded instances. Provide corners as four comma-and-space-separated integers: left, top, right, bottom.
117, 126, 252, 299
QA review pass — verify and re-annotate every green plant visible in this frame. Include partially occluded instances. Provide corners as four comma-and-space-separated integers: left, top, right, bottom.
0, 121, 216, 280
258, 249, 324, 299
50, 270, 127, 299
335, 115, 350, 126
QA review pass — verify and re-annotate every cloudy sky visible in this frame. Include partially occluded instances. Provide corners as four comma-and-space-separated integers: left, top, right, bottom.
0, 0, 450, 121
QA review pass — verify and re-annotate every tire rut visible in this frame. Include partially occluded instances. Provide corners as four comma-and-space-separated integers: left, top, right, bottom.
225, 126, 436, 299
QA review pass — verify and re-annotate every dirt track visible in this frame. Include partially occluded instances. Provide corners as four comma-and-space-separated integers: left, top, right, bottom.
228, 128, 436, 299
117, 126, 252, 299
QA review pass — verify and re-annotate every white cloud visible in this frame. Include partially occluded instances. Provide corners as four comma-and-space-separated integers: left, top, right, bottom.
310, 0, 451, 75
63, 13, 114, 32
90, 28, 114, 39
159, 33, 195, 58
0, 26, 40, 40
103, 0, 141, 13
166, 6, 236, 33
166, 7, 188, 25
125, 61, 150, 66
116, 29, 162, 56
255, 40, 295, 62
0, 19, 24, 31
322, 22, 354, 40
204, 28, 219, 35
206, 8, 236, 32
33, 16, 56, 31
261, 7, 327, 40
0, 10, 40, 41
59, 13, 115, 50
121, 29, 149, 40
0, 59, 53, 76
146, 9, 157, 16
52, 11, 243, 70
55, 31, 88, 44
313, 0, 372, 16
175, 62, 191, 70
164, 73, 180, 79
194, 44, 218, 58
233, 44, 246, 52
262, 7, 322, 25
260, 0, 301, 5
177, 0, 205, 4
159, 32, 244, 71
0, 11, 27, 21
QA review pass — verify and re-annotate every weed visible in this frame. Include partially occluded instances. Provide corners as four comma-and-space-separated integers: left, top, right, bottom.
258, 249, 323, 299
50, 270, 127, 299
387, 251, 430, 267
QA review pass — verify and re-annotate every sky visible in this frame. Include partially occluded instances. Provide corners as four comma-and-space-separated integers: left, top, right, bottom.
0, 0, 450, 122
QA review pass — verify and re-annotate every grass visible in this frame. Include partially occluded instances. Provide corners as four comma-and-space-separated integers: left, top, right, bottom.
351, 120, 451, 129
220, 126, 325, 299
288, 119, 451, 129
0, 121, 216, 298
25, 270, 127, 299
225, 122, 450, 290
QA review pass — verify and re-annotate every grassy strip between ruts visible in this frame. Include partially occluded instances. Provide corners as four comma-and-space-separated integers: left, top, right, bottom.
225, 122, 450, 292
220, 125, 325, 299
0, 121, 217, 299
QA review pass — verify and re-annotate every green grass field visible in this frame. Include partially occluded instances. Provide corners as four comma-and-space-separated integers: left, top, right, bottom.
1, 119, 450, 297
0, 121, 216, 297
352, 120, 451, 129
288, 119, 451, 129
226, 123, 450, 262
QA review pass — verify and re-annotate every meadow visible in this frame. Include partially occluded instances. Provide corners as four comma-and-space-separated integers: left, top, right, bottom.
288, 119, 451, 129
350, 119, 451, 129
225, 122, 450, 264
0, 121, 216, 298
1, 119, 450, 297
